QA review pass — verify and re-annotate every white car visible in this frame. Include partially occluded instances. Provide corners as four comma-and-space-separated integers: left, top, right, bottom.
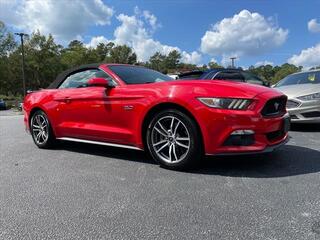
275, 70, 320, 123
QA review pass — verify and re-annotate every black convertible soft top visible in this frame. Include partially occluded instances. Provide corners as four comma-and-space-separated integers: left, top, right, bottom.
47, 63, 102, 89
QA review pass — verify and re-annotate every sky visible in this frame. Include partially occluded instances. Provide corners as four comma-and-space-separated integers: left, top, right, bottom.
1, 0, 320, 69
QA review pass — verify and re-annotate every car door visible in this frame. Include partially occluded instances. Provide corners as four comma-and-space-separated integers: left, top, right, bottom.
54, 68, 131, 144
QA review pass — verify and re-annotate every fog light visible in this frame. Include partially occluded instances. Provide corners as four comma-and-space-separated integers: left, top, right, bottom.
223, 130, 255, 146
230, 130, 255, 135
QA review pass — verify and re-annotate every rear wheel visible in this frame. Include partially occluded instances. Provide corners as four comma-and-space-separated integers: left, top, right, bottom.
146, 109, 203, 170
30, 110, 56, 148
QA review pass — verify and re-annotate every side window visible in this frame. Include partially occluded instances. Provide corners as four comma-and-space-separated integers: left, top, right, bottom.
213, 71, 245, 82
59, 69, 115, 89
94, 70, 115, 82
242, 72, 264, 85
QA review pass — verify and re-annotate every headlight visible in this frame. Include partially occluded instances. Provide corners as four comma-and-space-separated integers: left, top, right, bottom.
197, 97, 252, 110
297, 92, 320, 101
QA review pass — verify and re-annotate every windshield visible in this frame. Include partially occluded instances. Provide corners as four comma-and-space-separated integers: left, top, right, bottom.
276, 71, 320, 87
109, 65, 173, 84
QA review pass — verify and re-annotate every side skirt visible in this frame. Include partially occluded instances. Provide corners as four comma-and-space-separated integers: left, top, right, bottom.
57, 137, 143, 151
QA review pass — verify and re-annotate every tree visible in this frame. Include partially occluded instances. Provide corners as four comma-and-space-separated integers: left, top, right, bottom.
247, 63, 302, 84
96, 42, 114, 62
24, 31, 64, 89
164, 50, 181, 70
208, 61, 223, 69
105, 45, 137, 64
146, 52, 166, 72
0, 21, 16, 57
272, 63, 302, 83
248, 64, 275, 82
61, 40, 88, 68
310, 66, 320, 70
147, 50, 182, 73
0, 21, 17, 95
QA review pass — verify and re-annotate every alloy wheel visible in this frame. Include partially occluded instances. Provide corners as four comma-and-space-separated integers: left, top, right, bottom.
151, 116, 190, 163
31, 114, 49, 145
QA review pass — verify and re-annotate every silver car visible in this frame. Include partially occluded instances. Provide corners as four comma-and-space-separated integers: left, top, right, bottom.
275, 70, 320, 123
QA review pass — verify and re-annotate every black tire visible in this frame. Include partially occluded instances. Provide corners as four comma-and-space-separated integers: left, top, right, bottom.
30, 110, 56, 149
146, 109, 203, 170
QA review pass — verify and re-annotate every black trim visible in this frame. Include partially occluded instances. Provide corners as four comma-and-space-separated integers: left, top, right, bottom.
210, 136, 290, 156
301, 111, 320, 118
47, 63, 102, 89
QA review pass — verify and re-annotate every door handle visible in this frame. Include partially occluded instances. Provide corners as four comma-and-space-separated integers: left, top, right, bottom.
63, 97, 71, 103
55, 97, 71, 103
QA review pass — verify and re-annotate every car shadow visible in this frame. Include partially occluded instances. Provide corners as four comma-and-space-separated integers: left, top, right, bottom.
57, 141, 320, 178
58, 141, 154, 164
290, 123, 320, 132
193, 145, 320, 178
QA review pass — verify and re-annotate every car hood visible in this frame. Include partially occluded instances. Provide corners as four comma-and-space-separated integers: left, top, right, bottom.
275, 84, 320, 99
163, 80, 280, 99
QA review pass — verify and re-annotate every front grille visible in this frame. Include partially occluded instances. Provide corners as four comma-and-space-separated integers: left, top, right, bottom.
286, 100, 300, 109
301, 111, 320, 118
290, 115, 299, 120
261, 96, 287, 117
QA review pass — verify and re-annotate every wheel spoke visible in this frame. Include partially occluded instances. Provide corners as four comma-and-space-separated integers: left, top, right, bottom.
172, 144, 178, 161
176, 141, 189, 149
173, 121, 180, 135
176, 137, 190, 141
157, 121, 168, 135
154, 126, 167, 137
42, 131, 47, 140
32, 124, 41, 129
36, 115, 42, 127
170, 117, 175, 131
168, 143, 173, 161
36, 131, 42, 142
156, 142, 169, 153
41, 118, 46, 127
153, 140, 167, 147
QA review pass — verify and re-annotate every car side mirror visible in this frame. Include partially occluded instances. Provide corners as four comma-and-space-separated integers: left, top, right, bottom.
87, 78, 114, 88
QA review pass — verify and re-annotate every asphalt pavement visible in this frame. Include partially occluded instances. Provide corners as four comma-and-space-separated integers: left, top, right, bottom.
0, 112, 320, 240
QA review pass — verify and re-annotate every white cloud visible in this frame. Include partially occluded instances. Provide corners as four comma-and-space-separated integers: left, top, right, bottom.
209, 58, 218, 63
181, 51, 202, 65
308, 19, 320, 33
111, 11, 201, 64
288, 43, 320, 69
254, 61, 274, 67
1, 0, 114, 42
85, 36, 109, 48
200, 10, 288, 58
143, 10, 160, 30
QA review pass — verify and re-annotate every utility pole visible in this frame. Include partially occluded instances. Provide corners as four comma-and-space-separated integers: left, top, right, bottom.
15, 33, 28, 97
230, 57, 237, 68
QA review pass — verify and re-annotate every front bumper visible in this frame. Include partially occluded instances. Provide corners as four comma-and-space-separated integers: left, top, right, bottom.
287, 98, 320, 123
193, 95, 290, 155
204, 112, 289, 155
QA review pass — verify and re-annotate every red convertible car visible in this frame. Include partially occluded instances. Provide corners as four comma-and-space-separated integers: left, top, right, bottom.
23, 63, 290, 169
